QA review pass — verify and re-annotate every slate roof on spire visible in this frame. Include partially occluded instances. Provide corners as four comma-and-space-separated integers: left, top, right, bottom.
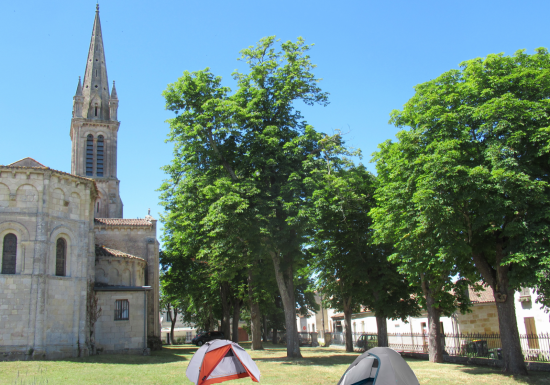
75, 76, 83, 96
82, 4, 111, 120
110, 81, 118, 99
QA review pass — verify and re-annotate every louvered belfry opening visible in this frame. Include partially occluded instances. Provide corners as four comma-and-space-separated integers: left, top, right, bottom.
55, 238, 66, 277
2, 233, 17, 274
97, 135, 104, 176
86, 134, 94, 176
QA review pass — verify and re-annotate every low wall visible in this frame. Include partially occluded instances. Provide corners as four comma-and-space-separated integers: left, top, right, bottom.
400, 352, 550, 372
95, 290, 147, 354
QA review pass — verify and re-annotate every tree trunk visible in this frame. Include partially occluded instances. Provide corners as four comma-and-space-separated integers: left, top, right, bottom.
220, 282, 231, 339
248, 269, 263, 350
343, 297, 354, 352
272, 327, 278, 344
426, 298, 443, 363
375, 314, 388, 347
271, 251, 301, 358
421, 275, 444, 363
166, 303, 173, 345
472, 243, 528, 375
262, 315, 268, 342
232, 297, 240, 343
170, 307, 178, 345
495, 292, 527, 374
206, 303, 215, 332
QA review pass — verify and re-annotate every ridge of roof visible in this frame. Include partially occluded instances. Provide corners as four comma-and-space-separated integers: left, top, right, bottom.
94, 218, 153, 227
7, 157, 47, 167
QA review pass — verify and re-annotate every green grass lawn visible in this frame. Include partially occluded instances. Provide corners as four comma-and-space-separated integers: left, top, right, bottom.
0, 343, 549, 385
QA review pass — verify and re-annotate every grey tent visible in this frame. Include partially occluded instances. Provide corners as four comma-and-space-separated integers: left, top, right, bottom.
337, 347, 419, 385
186, 339, 260, 385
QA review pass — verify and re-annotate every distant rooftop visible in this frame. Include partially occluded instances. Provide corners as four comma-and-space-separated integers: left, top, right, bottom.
94, 218, 153, 227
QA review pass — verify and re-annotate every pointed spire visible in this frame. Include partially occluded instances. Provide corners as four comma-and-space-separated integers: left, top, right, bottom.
75, 76, 83, 96
110, 80, 118, 99
73, 76, 84, 118
109, 80, 119, 121
82, 4, 110, 120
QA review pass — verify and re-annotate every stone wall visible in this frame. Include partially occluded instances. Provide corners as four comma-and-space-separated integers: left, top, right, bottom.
94, 226, 156, 262
94, 290, 148, 354
95, 256, 146, 286
44, 277, 88, 359
0, 167, 96, 360
94, 224, 160, 339
457, 303, 499, 333
0, 275, 33, 355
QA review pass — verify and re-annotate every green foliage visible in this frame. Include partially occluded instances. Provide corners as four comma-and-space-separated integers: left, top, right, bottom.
160, 249, 220, 330
372, 48, 550, 372
377, 48, 550, 301
160, 36, 329, 357
309, 156, 419, 323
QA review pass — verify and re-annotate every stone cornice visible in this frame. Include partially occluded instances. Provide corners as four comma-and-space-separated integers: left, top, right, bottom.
0, 165, 99, 198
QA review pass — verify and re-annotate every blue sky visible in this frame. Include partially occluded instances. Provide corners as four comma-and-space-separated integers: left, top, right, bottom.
1, 0, 549, 239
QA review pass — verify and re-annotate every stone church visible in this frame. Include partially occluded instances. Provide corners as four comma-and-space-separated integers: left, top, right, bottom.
0, 6, 160, 360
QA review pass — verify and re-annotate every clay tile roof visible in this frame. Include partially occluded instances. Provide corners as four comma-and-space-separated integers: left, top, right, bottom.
95, 245, 145, 261
94, 218, 152, 226
468, 284, 495, 303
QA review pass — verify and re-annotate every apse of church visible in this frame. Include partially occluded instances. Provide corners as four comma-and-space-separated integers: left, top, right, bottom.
0, 5, 160, 360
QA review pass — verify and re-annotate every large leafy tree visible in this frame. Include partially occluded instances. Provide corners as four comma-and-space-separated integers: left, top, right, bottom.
160, 249, 221, 332
160, 276, 183, 345
372, 132, 475, 363
372, 48, 550, 374
161, 36, 329, 358
310, 157, 419, 352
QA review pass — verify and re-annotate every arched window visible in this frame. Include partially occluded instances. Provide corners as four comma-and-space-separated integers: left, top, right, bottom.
86, 134, 94, 176
97, 135, 104, 177
55, 238, 66, 277
2, 233, 17, 274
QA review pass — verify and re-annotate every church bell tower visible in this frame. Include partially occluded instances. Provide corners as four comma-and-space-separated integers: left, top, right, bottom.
70, 5, 123, 218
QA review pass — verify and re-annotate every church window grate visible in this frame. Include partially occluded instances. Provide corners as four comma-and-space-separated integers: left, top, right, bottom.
86, 134, 94, 176
115, 300, 129, 320
55, 238, 66, 277
97, 135, 104, 176
2, 233, 17, 274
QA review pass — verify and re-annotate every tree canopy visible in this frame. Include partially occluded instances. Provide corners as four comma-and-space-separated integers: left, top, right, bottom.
371, 48, 550, 374
161, 36, 329, 358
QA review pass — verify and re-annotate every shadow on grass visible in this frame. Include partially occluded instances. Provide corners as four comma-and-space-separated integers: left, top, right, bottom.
457, 366, 550, 385
254, 353, 356, 367
64, 342, 357, 367
58, 345, 197, 365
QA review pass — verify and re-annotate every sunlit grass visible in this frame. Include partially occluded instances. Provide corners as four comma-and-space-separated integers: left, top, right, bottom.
0, 343, 548, 384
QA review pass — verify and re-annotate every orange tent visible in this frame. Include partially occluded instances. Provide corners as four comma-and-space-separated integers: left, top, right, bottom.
186, 340, 261, 385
